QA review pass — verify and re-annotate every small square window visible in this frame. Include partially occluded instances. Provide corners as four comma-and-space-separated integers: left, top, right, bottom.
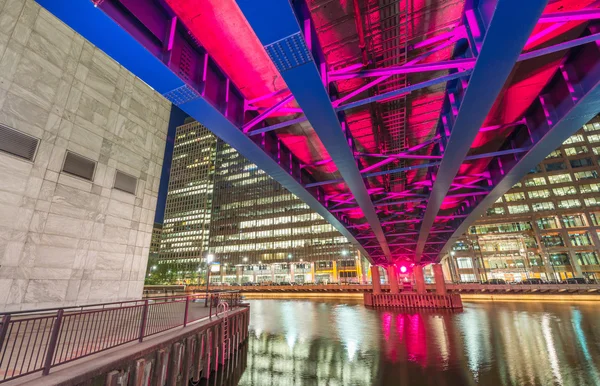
114, 170, 137, 195
62, 151, 96, 181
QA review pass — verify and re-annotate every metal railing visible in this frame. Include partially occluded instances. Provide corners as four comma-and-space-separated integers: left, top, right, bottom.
0, 291, 241, 383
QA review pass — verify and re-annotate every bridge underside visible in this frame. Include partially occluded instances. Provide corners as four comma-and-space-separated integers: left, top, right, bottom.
38, 0, 600, 265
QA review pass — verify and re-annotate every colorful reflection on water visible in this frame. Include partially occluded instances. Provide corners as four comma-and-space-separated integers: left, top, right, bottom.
234, 299, 600, 386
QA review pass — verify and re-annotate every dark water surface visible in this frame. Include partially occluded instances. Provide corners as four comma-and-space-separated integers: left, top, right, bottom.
228, 299, 600, 386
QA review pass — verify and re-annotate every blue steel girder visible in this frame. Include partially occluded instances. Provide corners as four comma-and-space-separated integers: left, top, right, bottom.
438, 24, 600, 259
34, 0, 372, 258
236, 0, 392, 261
414, 0, 548, 261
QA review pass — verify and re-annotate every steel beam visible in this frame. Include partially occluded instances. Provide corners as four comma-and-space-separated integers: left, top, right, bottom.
415, 0, 547, 260
237, 0, 391, 259
36, 0, 370, 258
439, 26, 600, 258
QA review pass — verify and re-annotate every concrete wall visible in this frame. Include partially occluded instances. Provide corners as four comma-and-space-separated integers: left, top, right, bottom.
0, 0, 171, 310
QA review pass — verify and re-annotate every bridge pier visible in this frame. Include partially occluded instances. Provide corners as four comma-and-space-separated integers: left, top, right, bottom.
387, 266, 400, 294
433, 263, 447, 295
371, 266, 382, 294
365, 264, 462, 310
414, 265, 426, 294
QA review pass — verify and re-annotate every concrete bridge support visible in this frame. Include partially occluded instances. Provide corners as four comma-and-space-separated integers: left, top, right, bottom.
433, 263, 447, 295
371, 266, 382, 294
413, 265, 426, 294
387, 266, 399, 294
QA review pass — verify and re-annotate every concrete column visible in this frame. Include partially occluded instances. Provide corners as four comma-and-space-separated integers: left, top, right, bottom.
413, 265, 426, 294
289, 263, 295, 282
432, 263, 447, 294
271, 264, 276, 282
386, 265, 399, 294
371, 266, 382, 294
332, 260, 338, 283
310, 262, 316, 283
236, 266, 242, 283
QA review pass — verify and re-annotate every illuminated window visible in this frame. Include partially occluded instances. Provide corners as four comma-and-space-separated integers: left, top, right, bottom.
574, 170, 598, 180
525, 177, 547, 187
532, 202, 555, 212
552, 186, 577, 196
486, 206, 505, 216
593, 146, 600, 155
537, 217, 560, 230
584, 197, 600, 207
579, 183, 600, 194
576, 252, 599, 265
548, 174, 572, 184
528, 189, 550, 199
562, 214, 587, 228
504, 192, 526, 202
456, 258, 473, 269
563, 134, 584, 144
507, 204, 529, 214
590, 212, 600, 227
545, 150, 562, 159
588, 134, 600, 143
541, 234, 564, 247
564, 146, 588, 156
460, 274, 476, 282
549, 253, 570, 266
568, 232, 593, 247
583, 122, 600, 132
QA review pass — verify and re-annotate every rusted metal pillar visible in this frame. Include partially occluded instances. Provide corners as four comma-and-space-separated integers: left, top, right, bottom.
386, 265, 399, 294
413, 265, 426, 294
371, 266, 382, 294
432, 263, 447, 295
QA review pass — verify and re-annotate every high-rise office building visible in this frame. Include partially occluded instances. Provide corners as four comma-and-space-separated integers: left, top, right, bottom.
209, 140, 362, 284
444, 118, 600, 283
153, 121, 364, 285
155, 120, 216, 284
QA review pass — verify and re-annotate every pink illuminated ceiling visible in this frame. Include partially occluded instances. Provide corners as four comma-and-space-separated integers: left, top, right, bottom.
161, 0, 598, 259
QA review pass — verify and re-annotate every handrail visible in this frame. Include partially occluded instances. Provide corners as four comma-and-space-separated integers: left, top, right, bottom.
0, 291, 242, 383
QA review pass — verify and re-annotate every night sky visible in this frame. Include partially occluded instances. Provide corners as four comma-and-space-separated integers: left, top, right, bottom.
153, 105, 189, 224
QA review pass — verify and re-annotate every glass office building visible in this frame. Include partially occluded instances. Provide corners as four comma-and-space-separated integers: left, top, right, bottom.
151, 120, 217, 284
151, 121, 365, 285
445, 119, 600, 283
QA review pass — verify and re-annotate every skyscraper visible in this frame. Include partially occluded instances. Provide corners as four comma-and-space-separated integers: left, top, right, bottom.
445, 118, 600, 283
153, 121, 365, 285
155, 120, 216, 284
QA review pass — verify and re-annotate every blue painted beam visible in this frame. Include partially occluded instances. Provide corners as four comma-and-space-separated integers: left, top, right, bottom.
415, 0, 548, 261
237, 0, 391, 260
35, 0, 370, 258
438, 30, 600, 259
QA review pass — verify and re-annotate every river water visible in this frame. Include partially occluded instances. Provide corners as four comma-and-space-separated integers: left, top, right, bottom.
222, 298, 600, 386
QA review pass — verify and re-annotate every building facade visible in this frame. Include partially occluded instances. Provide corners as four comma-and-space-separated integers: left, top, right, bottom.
0, 0, 171, 310
153, 121, 365, 285
445, 119, 600, 283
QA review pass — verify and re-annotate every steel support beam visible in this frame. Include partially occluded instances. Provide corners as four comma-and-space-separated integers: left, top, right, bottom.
237, 0, 391, 259
415, 0, 547, 260
439, 26, 600, 258
36, 0, 370, 258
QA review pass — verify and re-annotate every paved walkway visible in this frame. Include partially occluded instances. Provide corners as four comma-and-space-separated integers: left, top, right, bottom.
0, 300, 213, 381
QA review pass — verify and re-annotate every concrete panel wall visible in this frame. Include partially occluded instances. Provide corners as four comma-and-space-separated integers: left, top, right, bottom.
0, 0, 171, 310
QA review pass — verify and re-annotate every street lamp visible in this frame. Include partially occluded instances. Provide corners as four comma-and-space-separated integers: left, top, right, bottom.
205, 253, 214, 307
341, 250, 348, 257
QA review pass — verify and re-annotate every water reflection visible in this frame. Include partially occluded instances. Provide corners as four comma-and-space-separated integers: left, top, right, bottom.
235, 299, 600, 386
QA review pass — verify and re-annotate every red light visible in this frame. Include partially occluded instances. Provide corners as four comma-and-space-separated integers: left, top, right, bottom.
400, 266, 407, 273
